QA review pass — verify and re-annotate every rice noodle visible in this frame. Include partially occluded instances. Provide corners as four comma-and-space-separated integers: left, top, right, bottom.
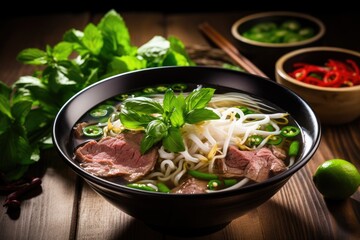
109, 92, 296, 190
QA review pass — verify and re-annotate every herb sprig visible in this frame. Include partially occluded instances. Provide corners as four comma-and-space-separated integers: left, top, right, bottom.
0, 9, 195, 182
120, 87, 220, 153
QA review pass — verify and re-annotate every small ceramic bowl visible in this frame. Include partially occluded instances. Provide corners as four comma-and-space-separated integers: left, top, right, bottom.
231, 11, 326, 79
275, 46, 360, 125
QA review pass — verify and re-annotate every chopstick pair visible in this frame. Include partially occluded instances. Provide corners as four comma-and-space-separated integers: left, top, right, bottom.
198, 22, 268, 79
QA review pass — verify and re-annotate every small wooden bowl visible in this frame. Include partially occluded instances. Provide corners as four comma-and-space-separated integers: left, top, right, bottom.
275, 46, 360, 125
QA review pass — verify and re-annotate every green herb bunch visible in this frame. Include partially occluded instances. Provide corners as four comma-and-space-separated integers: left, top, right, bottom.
120, 87, 220, 154
0, 9, 195, 182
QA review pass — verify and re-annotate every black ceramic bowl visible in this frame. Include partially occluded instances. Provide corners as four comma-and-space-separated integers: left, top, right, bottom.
231, 11, 326, 79
52, 66, 321, 236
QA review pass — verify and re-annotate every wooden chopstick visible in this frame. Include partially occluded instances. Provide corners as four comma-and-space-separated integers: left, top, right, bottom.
198, 22, 268, 78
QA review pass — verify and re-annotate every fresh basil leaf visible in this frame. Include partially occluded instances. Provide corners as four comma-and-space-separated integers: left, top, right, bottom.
163, 88, 175, 113
0, 81, 11, 97
16, 48, 47, 65
140, 135, 158, 155
146, 119, 168, 139
123, 97, 163, 114
11, 100, 32, 125
0, 128, 32, 174
0, 94, 12, 119
141, 119, 168, 154
185, 108, 220, 124
185, 88, 215, 111
169, 94, 185, 127
119, 109, 155, 129
162, 127, 185, 153
0, 115, 11, 135
82, 23, 104, 56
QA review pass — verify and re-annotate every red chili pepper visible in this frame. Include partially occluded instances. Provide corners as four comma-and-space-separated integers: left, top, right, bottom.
288, 59, 360, 88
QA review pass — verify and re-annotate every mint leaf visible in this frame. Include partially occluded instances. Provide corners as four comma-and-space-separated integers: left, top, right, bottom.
106, 55, 146, 76
97, 9, 135, 57
137, 36, 170, 67
52, 42, 74, 61
0, 94, 12, 119
11, 100, 32, 125
168, 36, 195, 66
17, 48, 47, 65
82, 23, 103, 56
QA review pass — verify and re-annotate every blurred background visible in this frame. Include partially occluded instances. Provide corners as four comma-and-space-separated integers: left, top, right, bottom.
3, 0, 358, 16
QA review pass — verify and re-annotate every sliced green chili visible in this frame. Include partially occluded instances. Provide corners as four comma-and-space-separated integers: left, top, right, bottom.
267, 135, 283, 145
265, 124, 275, 131
223, 179, 237, 187
156, 85, 168, 93
156, 182, 170, 193
127, 183, 157, 192
207, 179, 237, 190
171, 83, 187, 91
143, 87, 157, 94
188, 170, 218, 180
83, 125, 103, 137
90, 108, 108, 118
246, 135, 264, 147
280, 126, 300, 137
90, 104, 114, 118
289, 140, 300, 156
238, 106, 254, 115
208, 179, 223, 190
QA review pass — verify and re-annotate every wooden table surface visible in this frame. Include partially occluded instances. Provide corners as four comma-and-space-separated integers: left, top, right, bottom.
1, 10, 359, 240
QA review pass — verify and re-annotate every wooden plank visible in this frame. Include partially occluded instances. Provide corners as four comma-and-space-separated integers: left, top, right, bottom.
1, 11, 359, 240
0, 13, 90, 240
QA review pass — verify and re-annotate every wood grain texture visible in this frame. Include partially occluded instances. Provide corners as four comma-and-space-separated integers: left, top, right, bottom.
0, 11, 359, 240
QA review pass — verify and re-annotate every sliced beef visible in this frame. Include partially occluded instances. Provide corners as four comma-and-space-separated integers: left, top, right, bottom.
215, 145, 287, 182
75, 132, 158, 182
171, 177, 208, 194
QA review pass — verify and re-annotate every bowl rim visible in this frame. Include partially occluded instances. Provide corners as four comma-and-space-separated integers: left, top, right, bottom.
231, 11, 326, 48
275, 46, 360, 92
52, 66, 322, 197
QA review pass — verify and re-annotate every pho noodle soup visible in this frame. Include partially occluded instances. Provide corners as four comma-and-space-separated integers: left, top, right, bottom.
72, 84, 303, 194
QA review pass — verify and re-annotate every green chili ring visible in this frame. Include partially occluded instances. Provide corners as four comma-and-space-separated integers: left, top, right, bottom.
90, 104, 114, 118
246, 135, 264, 147
281, 126, 300, 137
267, 135, 283, 145
83, 125, 103, 137
208, 180, 223, 190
